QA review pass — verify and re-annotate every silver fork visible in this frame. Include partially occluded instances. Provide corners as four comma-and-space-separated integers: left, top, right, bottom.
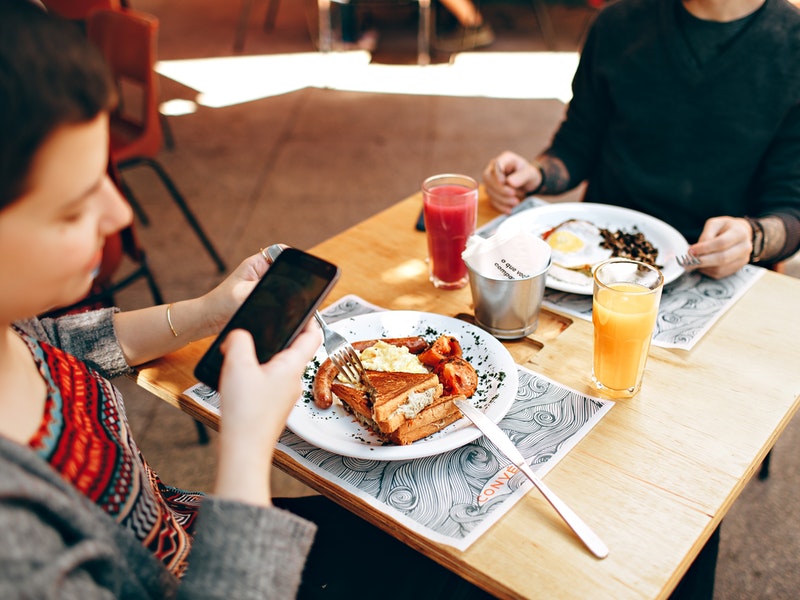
676, 252, 701, 267
313, 312, 365, 384
263, 244, 365, 384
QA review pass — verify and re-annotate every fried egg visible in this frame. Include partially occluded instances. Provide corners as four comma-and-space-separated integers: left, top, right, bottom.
543, 219, 613, 269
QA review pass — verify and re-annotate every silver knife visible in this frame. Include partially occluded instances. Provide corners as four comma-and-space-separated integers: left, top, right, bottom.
455, 399, 609, 559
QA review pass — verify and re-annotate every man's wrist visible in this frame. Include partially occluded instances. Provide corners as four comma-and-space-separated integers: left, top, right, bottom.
530, 159, 546, 194
744, 216, 765, 263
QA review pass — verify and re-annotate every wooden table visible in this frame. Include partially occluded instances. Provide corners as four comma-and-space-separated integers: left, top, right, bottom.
134, 190, 800, 599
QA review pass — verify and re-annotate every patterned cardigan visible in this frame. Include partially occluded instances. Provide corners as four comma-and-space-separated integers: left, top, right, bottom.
1, 309, 316, 599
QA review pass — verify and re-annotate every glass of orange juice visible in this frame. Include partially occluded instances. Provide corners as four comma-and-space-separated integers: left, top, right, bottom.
592, 258, 664, 398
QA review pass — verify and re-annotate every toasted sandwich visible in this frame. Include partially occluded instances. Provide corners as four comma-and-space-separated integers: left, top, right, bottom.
385, 393, 465, 445
331, 369, 463, 445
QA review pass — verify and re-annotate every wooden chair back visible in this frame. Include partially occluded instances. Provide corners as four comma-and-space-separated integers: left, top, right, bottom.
40, 0, 121, 21
87, 8, 164, 162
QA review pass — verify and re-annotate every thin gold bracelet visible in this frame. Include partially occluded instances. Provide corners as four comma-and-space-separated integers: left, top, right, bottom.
166, 303, 179, 337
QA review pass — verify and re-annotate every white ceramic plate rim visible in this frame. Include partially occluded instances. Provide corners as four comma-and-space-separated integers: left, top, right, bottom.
495, 202, 689, 295
288, 311, 519, 461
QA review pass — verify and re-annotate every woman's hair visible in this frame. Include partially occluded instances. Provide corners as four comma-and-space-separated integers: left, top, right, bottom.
0, 1, 116, 209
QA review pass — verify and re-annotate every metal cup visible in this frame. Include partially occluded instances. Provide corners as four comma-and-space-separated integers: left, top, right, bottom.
465, 256, 552, 339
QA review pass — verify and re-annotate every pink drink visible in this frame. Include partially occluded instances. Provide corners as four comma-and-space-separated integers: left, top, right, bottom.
422, 176, 478, 290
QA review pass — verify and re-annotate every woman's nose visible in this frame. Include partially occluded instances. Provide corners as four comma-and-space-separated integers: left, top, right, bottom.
100, 174, 134, 233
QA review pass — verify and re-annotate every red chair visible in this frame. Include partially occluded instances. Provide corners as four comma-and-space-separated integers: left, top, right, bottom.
40, 0, 121, 21
87, 8, 226, 273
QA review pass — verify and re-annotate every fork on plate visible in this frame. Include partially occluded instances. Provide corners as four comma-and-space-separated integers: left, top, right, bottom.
263, 243, 365, 384
314, 312, 365, 384
676, 252, 701, 267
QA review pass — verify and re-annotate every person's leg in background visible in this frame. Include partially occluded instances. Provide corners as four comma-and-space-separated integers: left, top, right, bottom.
334, 2, 378, 51
434, 0, 494, 52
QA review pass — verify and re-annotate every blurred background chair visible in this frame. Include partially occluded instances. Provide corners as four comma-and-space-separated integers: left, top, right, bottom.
317, 0, 431, 64
87, 7, 227, 273
40, 0, 121, 21
235, 0, 284, 52
237, 0, 432, 64
40, 0, 177, 150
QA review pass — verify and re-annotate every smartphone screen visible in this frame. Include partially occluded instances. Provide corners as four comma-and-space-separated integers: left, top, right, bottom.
194, 247, 340, 389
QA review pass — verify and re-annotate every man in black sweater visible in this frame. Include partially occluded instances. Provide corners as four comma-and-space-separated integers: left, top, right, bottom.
483, 0, 800, 279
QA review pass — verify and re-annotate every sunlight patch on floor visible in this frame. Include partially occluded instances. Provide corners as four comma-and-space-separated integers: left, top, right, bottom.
156, 50, 578, 109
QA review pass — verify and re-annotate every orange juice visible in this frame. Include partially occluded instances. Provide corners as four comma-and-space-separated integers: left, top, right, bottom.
592, 281, 660, 395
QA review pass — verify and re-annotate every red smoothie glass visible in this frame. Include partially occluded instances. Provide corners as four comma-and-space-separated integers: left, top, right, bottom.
422, 174, 478, 290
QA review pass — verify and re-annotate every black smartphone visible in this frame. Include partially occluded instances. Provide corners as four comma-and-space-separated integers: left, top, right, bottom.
194, 247, 340, 390
415, 207, 426, 231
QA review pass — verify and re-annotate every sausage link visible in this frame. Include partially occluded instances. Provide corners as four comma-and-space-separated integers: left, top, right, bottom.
312, 358, 337, 409
312, 336, 429, 408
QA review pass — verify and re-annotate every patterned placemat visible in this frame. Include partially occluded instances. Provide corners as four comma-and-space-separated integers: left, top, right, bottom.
185, 295, 613, 550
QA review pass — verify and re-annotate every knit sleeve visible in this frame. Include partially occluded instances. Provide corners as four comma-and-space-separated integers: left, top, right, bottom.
545, 14, 611, 188
177, 497, 317, 600
17, 308, 131, 379
752, 101, 800, 262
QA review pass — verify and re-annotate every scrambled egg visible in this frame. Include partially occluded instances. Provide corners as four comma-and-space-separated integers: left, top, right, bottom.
359, 340, 428, 374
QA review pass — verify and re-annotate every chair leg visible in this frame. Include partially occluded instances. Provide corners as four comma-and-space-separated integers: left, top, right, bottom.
139, 253, 165, 305
531, 0, 556, 49
264, 0, 280, 31
119, 157, 227, 274
318, 0, 333, 53
235, 0, 255, 52
160, 114, 175, 151
758, 449, 772, 480
117, 171, 150, 226
194, 419, 210, 445
418, 0, 432, 66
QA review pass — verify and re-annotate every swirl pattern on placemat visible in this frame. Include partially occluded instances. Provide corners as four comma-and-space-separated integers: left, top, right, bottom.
188, 294, 614, 550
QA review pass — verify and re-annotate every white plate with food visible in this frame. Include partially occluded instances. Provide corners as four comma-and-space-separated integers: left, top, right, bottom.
288, 311, 519, 461
495, 202, 690, 295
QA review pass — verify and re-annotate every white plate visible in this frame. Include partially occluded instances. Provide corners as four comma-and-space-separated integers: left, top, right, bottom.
289, 311, 519, 461
496, 202, 689, 295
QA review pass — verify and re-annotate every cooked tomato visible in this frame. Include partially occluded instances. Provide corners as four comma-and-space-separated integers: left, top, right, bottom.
418, 335, 462, 367
434, 356, 478, 397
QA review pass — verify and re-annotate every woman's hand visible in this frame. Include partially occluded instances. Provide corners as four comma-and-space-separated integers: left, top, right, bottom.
482, 151, 542, 214
686, 217, 752, 279
199, 250, 273, 335
213, 323, 321, 507
114, 250, 279, 366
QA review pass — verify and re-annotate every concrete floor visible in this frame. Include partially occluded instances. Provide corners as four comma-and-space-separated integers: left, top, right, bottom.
108, 1, 799, 598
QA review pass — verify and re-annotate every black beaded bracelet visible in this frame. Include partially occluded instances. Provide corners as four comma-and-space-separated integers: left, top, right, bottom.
744, 216, 765, 263
530, 160, 546, 194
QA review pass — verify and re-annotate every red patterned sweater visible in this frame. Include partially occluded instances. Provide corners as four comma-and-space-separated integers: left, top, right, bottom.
20, 329, 202, 577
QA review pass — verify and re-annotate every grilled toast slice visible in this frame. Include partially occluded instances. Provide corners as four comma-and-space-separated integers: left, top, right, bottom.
332, 370, 456, 443
365, 370, 442, 433
387, 393, 465, 445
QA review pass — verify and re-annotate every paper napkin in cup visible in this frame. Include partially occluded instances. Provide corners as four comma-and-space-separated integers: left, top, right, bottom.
462, 230, 552, 280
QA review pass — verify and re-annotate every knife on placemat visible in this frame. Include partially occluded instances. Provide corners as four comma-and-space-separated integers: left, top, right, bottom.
455, 399, 609, 559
